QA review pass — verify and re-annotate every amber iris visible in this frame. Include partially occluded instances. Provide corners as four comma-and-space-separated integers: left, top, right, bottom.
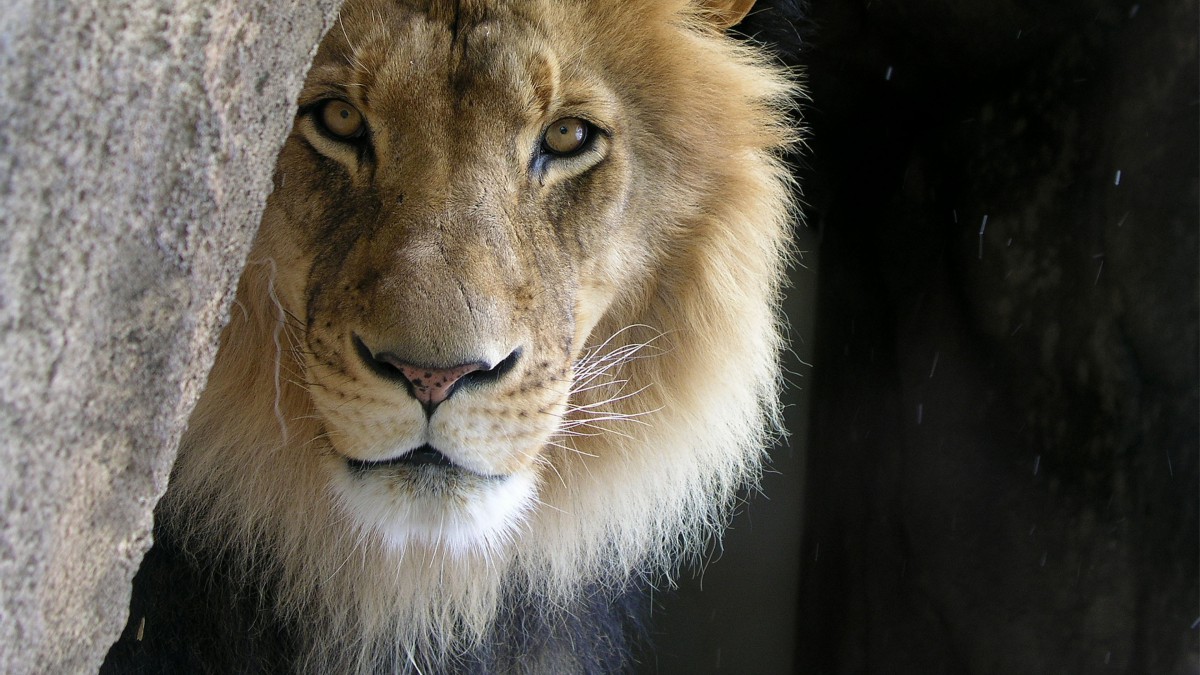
319, 100, 365, 139
543, 117, 589, 155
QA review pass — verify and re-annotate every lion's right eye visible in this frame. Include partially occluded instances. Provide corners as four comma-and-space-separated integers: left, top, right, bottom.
316, 100, 366, 140
542, 118, 591, 156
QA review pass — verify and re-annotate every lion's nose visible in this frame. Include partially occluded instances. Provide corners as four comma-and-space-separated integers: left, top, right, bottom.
388, 361, 483, 407
352, 336, 521, 412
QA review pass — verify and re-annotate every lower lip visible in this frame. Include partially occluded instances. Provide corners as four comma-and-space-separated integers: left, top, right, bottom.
345, 444, 454, 472
343, 445, 506, 481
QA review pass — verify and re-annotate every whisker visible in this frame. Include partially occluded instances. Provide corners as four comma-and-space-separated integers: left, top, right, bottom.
563, 421, 638, 442
543, 439, 599, 458
566, 384, 654, 412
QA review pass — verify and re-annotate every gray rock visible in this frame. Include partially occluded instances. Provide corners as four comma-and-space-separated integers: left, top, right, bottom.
0, 1, 343, 671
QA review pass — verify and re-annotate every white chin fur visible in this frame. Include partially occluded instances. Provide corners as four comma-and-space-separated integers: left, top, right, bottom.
331, 465, 538, 556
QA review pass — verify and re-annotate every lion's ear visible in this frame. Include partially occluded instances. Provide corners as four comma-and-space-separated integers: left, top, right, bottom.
698, 0, 756, 29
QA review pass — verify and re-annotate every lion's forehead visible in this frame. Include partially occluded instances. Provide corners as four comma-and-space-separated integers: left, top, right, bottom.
328, 0, 573, 118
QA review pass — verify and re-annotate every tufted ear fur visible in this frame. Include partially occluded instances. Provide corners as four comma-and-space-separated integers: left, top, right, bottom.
698, 0, 756, 29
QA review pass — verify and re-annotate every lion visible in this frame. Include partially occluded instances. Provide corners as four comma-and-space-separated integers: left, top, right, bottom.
103, 0, 797, 671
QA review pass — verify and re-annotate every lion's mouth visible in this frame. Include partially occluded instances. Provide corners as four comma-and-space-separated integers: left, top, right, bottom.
345, 444, 455, 472
344, 445, 508, 481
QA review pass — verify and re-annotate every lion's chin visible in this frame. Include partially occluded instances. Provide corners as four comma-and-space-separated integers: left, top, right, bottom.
331, 462, 538, 556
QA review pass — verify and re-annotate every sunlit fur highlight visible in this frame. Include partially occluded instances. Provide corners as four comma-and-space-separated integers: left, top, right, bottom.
160, 0, 798, 671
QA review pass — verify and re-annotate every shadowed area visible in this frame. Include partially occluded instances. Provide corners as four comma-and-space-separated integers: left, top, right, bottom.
644, 0, 1198, 672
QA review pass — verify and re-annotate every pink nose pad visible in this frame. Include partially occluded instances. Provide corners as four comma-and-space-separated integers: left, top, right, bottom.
393, 362, 485, 406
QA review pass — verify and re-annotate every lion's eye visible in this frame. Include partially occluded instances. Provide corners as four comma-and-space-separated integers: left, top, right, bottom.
317, 100, 366, 140
542, 117, 590, 156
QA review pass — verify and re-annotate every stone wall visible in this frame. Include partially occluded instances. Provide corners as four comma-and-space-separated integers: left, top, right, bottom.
0, 1, 342, 671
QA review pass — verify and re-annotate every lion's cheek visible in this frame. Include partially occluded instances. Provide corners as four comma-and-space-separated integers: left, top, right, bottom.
573, 285, 612, 356
571, 243, 643, 355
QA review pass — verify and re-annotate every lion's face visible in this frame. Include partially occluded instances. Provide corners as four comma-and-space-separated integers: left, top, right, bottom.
258, 0, 647, 553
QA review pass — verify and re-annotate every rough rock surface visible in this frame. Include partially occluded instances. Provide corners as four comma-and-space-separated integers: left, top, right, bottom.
0, 0, 342, 671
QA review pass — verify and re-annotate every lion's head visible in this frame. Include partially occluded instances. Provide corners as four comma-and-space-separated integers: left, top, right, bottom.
165, 0, 795, 669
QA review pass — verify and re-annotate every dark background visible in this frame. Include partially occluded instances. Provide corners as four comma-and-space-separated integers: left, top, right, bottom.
642, 0, 1199, 672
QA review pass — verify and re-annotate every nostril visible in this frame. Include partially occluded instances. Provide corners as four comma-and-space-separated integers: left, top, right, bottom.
467, 347, 522, 387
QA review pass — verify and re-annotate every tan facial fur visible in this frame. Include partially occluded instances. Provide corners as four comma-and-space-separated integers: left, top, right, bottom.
164, 0, 797, 669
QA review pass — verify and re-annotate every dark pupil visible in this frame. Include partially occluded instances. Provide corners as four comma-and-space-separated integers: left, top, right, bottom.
559, 125, 569, 135
340, 109, 350, 120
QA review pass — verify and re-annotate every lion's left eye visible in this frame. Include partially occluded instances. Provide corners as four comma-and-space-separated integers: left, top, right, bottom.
541, 118, 591, 156
316, 100, 366, 140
